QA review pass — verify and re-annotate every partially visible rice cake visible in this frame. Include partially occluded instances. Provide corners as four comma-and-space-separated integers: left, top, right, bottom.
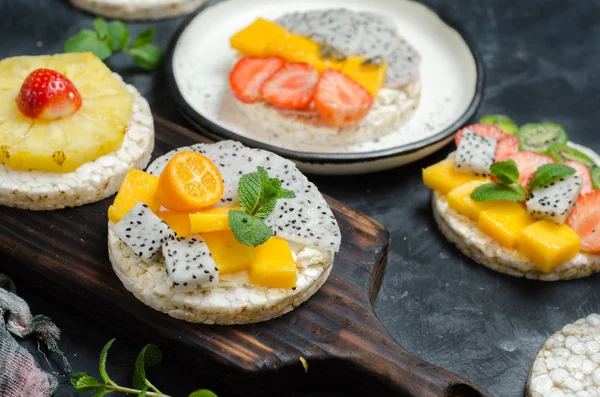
0, 79, 154, 210
69, 0, 206, 20
527, 314, 600, 397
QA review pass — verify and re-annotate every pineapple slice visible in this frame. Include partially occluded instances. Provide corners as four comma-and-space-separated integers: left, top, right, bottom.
0, 53, 133, 173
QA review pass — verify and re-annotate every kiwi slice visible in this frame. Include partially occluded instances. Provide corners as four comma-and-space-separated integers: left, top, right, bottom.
591, 167, 600, 190
546, 143, 596, 168
517, 122, 568, 153
479, 114, 518, 135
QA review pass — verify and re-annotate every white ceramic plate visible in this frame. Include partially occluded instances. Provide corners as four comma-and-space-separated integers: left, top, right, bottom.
166, 0, 484, 174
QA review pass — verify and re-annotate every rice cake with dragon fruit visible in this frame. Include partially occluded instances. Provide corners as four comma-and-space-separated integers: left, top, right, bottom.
0, 53, 154, 210
422, 115, 600, 280
107, 140, 341, 324
227, 9, 421, 148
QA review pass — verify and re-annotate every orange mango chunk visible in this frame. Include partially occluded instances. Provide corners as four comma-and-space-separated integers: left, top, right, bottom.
341, 56, 387, 98
158, 210, 193, 237
230, 18, 288, 56
249, 238, 297, 289
447, 180, 497, 220
423, 158, 487, 194
108, 169, 160, 223
202, 231, 257, 274
477, 202, 535, 248
189, 206, 240, 233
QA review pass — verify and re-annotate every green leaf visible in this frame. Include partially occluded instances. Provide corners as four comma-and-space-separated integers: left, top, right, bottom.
229, 210, 273, 246
108, 21, 130, 51
130, 43, 164, 70
189, 390, 218, 397
489, 160, 520, 185
471, 183, 527, 202
254, 198, 278, 219
93, 18, 109, 38
138, 386, 149, 397
528, 163, 576, 191
92, 389, 110, 397
238, 171, 262, 214
64, 29, 112, 60
99, 338, 117, 386
132, 28, 156, 48
70, 372, 104, 392
277, 188, 296, 200
133, 344, 163, 390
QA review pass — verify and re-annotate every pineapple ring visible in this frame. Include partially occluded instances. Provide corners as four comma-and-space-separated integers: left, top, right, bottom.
69, 0, 206, 20
107, 224, 334, 325
0, 78, 154, 210
432, 191, 600, 281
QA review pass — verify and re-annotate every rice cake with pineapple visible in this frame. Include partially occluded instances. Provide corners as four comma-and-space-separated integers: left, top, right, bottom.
0, 53, 154, 210
423, 118, 600, 281
107, 141, 340, 324
69, 0, 206, 20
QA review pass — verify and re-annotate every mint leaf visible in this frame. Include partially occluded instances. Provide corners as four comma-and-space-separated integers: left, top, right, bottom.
130, 43, 163, 70
70, 373, 104, 392
132, 28, 156, 48
277, 188, 295, 199
238, 171, 262, 214
254, 198, 278, 219
471, 183, 527, 202
133, 344, 163, 390
138, 386, 148, 397
189, 390, 218, 397
490, 160, 520, 185
528, 163, 576, 191
108, 21, 130, 51
64, 29, 112, 60
229, 210, 273, 246
99, 338, 116, 386
92, 390, 110, 397
93, 18, 109, 38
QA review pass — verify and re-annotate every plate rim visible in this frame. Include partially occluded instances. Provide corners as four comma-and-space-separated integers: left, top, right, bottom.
165, 0, 485, 164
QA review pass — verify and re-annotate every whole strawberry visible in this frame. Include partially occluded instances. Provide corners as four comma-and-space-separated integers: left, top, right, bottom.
16, 68, 82, 120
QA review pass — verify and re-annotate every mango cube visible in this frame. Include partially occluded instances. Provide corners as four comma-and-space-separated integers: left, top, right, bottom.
422, 158, 487, 194
249, 238, 297, 289
264, 33, 343, 72
341, 56, 387, 97
202, 231, 256, 274
447, 180, 498, 220
230, 18, 288, 56
477, 202, 535, 248
517, 220, 580, 273
189, 206, 240, 233
108, 169, 160, 223
158, 211, 192, 237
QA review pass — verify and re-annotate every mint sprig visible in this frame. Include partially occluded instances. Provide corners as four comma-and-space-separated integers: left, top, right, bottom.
527, 163, 576, 191
71, 339, 216, 397
229, 167, 295, 247
65, 18, 163, 70
471, 160, 528, 202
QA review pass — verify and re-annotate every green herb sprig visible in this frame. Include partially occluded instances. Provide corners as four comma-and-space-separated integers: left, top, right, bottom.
65, 18, 163, 70
471, 161, 576, 202
71, 338, 216, 397
229, 167, 295, 247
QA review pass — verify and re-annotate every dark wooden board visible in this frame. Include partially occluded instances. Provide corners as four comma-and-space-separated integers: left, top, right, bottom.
0, 116, 491, 397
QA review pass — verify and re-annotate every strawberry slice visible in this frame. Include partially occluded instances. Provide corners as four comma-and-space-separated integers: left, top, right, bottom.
455, 123, 519, 162
567, 190, 600, 253
313, 69, 373, 127
16, 68, 82, 120
506, 151, 555, 186
563, 161, 593, 195
260, 63, 318, 110
229, 56, 285, 103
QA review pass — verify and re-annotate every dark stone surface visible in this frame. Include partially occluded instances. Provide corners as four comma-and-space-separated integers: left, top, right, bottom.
1, 0, 599, 396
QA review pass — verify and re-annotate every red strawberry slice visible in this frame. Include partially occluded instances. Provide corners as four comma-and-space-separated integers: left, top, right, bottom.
16, 68, 82, 120
455, 123, 519, 162
313, 69, 373, 127
229, 56, 285, 103
506, 151, 555, 186
495, 134, 520, 162
454, 123, 506, 146
563, 161, 593, 195
260, 62, 318, 110
567, 190, 600, 253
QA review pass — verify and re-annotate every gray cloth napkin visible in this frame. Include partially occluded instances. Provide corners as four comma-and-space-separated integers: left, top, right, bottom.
0, 274, 70, 397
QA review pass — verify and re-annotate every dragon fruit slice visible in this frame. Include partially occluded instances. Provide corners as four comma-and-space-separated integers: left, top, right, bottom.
163, 236, 219, 292
384, 39, 421, 88
455, 130, 498, 176
526, 175, 582, 224
146, 141, 341, 251
113, 201, 175, 263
